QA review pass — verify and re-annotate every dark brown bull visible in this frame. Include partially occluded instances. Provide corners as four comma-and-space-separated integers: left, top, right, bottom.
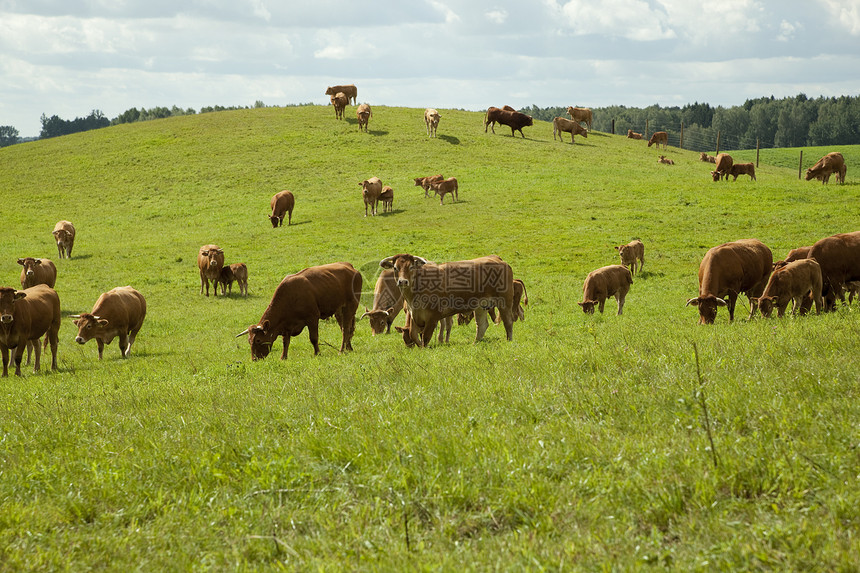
198, 244, 225, 297
0, 284, 60, 376
269, 190, 295, 227
18, 257, 57, 289
484, 106, 533, 138
71, 286, 147, 359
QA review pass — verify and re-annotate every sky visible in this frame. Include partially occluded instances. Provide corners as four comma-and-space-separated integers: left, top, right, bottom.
1, 0, 860, 137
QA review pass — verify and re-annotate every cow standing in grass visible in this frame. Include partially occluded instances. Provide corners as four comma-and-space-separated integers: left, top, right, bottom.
0, 285, 60, 377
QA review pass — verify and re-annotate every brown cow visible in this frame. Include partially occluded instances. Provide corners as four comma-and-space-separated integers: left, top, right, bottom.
269, 190, 295, 227
729, 162, 756, 181
658, 155, 674, 165
685, 239, 772, 324
755, 259, 823, 318
647, 131, 668, 149
700, 152, 717, 163
807, 231, 860, 310
18, 257, 57, 289
356, 103, 372, 132
711, 153, 734, 181
428, 177, 458, 204
414, 174, 444, 198
615, 240, 645, 275
325, 84, 357, 105
52, 220, 76, 259
425, 108, 440, 138
773, 246, 811, 271
360, 269, 403, 335
360, 177, 383, 216
0, 284, 60, 377
378, 186, 394, 213
627, 130, 643, 140
236, 262, 362, 360
566, 106, 593, 131
331, 92, 348, 120
578, 265, 633, 315
552, 117, 588, 144
71, 286, 147, 360
396, 310, 453, 346
219, 263, 248, 297
484, 106, 533, 138
805, 152, 846, 184
458, 278, 528, 325
198, 244, 225, 297
379, 254, 515, 346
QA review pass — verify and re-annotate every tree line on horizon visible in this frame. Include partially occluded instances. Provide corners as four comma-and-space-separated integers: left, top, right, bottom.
1, 93, 858, 151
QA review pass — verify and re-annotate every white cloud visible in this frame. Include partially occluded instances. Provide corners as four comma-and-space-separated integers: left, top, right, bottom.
776, 20, 800, 42
819, 0, 860, 35
249, 0, 271, 22
551, 0, 676, 41
486, 9, 507, 24
428, 0, 460, 24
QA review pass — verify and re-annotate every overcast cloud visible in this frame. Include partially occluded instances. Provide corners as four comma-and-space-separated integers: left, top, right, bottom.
1, 0, 859, 136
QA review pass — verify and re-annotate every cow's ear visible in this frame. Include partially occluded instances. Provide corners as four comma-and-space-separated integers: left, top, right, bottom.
96, 319, 109, 327
714, 298, 727, 307
260, 319, 270, 331
379, 256, 397, 269
614, 246, 620, 251
414, 257, 428, 268
14, 291, 26, 300
201, 250, 209, 256
34, 259, 41, 264
685, 298, 700, 307
17, 258, 24, 265
384, 307, 395, 316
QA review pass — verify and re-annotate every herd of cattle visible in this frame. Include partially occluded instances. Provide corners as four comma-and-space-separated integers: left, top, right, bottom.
2, 92, 857, 375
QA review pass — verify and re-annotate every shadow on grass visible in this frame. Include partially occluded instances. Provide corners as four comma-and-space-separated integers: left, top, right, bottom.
635, 270, 664, 280
438, 135, 460, 145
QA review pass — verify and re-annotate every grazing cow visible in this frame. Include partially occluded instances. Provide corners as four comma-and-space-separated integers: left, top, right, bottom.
578, 265, 633, 315
379, 186, 394, 213
428, 177, 458, 204
658, 155, 675, 165
198, 244, 225, 297
269, 190, 295, 227
566, 106, 593, 131
331, 92, 348, 120
807, 231, 860, 311
18, 257, 57, 289
729, 162, 756, 181
52, 220, 76, 259
484, 106, 534, 138
424, 109, 441, 137
236, 262, 362, 360
360, 177, 383, 216
552, 117, 588, 144
219, 263, 248, 297
805, 152, 846, 184
627, 130, 643, 140
396, 310, 453, 346
615, 240, 645, 275
414, 174, 444, 198
0, 284, 60, 377
755, 259, 823, 318
647, 131, 668, 149
356, 103, 372, 132
711, 153, 734, 181
685, 239, 773, 324
360, 269, 403, 335
379, 254, 515, 346
71, 286, 147, 360
325, 84, 357, 105
700, 152, 717, 163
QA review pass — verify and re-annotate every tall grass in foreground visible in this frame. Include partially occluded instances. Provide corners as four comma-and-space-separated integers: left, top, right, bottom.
0, 105, 858, 570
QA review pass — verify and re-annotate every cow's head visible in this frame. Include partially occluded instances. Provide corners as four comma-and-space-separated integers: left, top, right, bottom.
17, 257, 42, 278
711, 170, 722, 182
380, 254, 429, 289
360, 306, 394, 335
71, 313, 109, 344
236, 320, 276, 360
755, 296, 777, 318
0, 287, 26, 324
804, 168, 818, 181
578, 300, 597, 314
685, 295, 727, 324
53, 229, 71, 245
201, 248, 223, 268
269, 214, 281, 228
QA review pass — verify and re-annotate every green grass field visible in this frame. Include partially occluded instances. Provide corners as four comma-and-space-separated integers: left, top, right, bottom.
1, 105, 859, 570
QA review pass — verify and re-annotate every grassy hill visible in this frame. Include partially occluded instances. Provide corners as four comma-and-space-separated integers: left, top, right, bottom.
1, 105, 859, 570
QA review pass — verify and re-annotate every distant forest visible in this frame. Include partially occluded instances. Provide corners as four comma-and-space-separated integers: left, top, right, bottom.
2, 93, 858, 151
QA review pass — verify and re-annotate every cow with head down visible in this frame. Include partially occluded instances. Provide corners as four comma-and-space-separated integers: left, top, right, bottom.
0, 284, 60, 377
755, 259, 823, 318
647, 131, 668, 149
552, 117, 588, 144
360, 269, 403, 336
269, 190, 295, 227
18, 257, 57, 289
806, 152, 846, 184
711, 153, 734, 181
198, 244, 225, 297
484, 106, 533, 138
72, 286, 147, 360
579, 265, 633, 315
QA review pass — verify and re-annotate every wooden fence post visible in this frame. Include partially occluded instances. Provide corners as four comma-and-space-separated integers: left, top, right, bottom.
715, 131, 721, 155
645, 120, 649, 141
611, 119, 615, 135
756, 139, 760, 168
680, 122, 684, 149
798, 150, 803, 179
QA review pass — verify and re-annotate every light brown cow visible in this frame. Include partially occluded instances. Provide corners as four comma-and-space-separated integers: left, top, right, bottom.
325, 84, 357, 105
627, 130, 643, 140
360, 269, 403, 335
647, 131, 668, 149
685, 239, 772, 324
566, 106, 593, 131
0, 284, 60, 377
331, 92, 348, 120
379, 254, 515, 346
236, 262, 362, 360
219, 263, 248, 297
71, 286, 147, 359
615, 240, 645, 275
658, 155, 674, 165
356, 103, 372, 132
360, 177, 383, 216
414, 174, 443, 198
578, 265, 633, 315
428, 177, 458, 205
458, 278, 528, 325
379, 186, 394, 213
807, 231, 860, 310
198, 244, 225, 297
424, 109, 440, 137
269, 190, 295, 227
52, 220, 76, 259
552, 117, 588, 144
18, 257, 57, 289
755, 259, 823, 318
699, 152, 717, 163
711, 153, 734, 181
729, 162, 756, 181
805, 152, 846, 184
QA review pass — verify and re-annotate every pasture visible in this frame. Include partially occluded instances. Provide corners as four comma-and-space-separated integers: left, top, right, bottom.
1, 105, 859, 570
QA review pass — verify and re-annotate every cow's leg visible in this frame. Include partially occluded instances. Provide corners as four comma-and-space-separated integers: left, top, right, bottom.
119, 332, 130, 358
1, 346, 8, 377
616, 293, 625, 315
598, 299, 606, 314
31, 339, 41, 372
281, 335, 291, 360
475, 309, 490, 342
308, 321, 321, 355
498, 307, 514, 341
342, 311, 356, 352
421, 319, 438, 347
13, 343, 25, 376
726, 293, 738, 321
97, 339, 105, 360
47, 330, 58, 371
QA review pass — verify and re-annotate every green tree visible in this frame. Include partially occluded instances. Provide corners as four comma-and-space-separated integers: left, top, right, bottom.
0, 125, 20, 147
